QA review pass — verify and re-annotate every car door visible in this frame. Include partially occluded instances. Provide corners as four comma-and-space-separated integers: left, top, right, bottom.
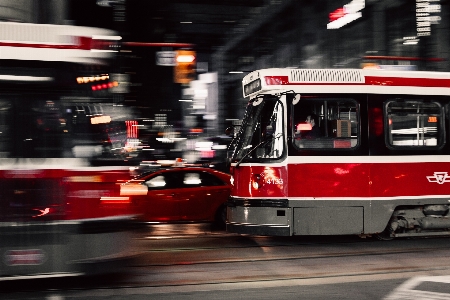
177, 170, 230, 221
139, 172, 183, 222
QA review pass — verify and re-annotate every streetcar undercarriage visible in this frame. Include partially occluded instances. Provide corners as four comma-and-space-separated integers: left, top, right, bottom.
378, 205, 450, 240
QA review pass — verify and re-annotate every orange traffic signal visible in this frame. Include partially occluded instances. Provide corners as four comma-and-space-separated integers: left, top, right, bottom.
174, 50, 196, 83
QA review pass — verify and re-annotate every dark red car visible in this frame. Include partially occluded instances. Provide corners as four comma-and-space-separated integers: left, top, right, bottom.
120, 167, 231, 226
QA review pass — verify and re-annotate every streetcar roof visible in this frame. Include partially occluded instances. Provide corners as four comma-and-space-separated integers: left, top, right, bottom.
242, 68, 450, 98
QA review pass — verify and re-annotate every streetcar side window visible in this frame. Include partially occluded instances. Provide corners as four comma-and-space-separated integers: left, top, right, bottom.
385, 100, 444, 149
292, 98, 359, 150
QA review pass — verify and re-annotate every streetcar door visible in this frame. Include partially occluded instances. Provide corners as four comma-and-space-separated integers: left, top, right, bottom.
290, 96, 368, 197
290, 95, 367, 235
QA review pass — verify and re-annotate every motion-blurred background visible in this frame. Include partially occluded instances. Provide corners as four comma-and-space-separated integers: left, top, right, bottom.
0, 0, 448, 164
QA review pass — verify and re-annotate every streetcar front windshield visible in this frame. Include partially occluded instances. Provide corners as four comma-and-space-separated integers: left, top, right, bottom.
231, 96, 284, 162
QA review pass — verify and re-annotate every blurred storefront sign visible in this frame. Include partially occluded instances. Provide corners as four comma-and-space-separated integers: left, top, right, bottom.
174, 50, 196, 84
96, 0, 113, 7
327, 0, 366, 29
327, 0, 365, 29
156, 51, 176, 66
416, 0, 441, 37
110, 73, 129, 93
361, 63, 418, 71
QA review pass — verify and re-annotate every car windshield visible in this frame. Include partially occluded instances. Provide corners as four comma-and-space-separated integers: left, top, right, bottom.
229, 96, 284, 163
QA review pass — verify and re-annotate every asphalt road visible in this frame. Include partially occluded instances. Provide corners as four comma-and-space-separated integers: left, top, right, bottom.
3, 224, 450, 300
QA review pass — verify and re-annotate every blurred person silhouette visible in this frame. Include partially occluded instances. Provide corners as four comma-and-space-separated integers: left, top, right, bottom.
302, 113, 321, 139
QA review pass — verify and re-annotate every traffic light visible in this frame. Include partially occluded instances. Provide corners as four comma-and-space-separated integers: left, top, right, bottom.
174, 50, 196, 84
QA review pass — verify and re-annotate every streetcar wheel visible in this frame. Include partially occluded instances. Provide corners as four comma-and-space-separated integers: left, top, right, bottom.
375, 226, 395, 241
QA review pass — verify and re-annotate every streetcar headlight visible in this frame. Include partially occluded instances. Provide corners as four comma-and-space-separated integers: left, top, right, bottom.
251, 174, 261, 190
252, 181, 259, 189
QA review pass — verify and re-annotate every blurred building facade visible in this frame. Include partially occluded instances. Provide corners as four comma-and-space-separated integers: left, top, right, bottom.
0, 0, 449, 138
0, 0, 68, 24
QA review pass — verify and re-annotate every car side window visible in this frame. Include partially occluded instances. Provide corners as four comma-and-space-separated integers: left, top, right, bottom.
183, 172, 202, 187
144, 175, 167, 189
144, 173, 181, 190
144, 171, 226, 190
200, 172, 226, 186
178, 171, 226, 188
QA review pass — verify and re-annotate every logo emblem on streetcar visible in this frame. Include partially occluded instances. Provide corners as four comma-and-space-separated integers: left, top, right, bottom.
427, 172, 450, 184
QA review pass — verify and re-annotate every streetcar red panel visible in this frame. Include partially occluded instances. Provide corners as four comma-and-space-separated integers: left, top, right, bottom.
232, 166, 288, 198
285, 163, 370, 198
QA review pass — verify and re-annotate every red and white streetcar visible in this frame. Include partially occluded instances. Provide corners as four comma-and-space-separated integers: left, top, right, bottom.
226, 68, 450, 239
0, 22, 139, 280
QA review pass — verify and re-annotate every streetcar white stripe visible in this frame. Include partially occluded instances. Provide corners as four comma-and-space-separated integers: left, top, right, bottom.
231, 155, 450, 167
287, 155, 450, 164
231, 195, 450, 201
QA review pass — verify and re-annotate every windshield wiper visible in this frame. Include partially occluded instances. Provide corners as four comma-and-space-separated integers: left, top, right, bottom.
235, 133, 281, 168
